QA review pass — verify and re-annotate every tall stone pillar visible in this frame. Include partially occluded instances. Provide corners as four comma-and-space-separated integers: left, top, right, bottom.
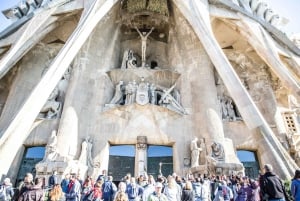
57, 106, 79, 159
191, 62, 224, 143
135, 136, 147, 177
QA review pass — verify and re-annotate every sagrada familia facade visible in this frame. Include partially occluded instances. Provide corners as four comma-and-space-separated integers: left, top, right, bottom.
0, 0, 300, 183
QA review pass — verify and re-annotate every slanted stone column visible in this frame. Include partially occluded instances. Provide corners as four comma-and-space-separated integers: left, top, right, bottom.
135, 136, 148, 177
0, 0, 119, 179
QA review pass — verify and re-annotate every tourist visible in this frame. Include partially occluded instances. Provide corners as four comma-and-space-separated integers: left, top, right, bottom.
18, 177, 44, 201
181, 180, 194, 201
193, 178, 210, 201
291, 169, 300, 201
163, 176, 181, 201
213, 181, 232, 201
82, 181, 102, 201
49, 171, 58, 189
114, 182, 128, 201
114, 192, 128, 201
123, 174, 131, 186
259, 164, 289, 201
249, 179, 260, 201
65, 174, 81, 201
81, 176, 94, 199
97, 170, 108, 182
16, 173, 34, 201
102, 176, 117, 201
48, 184, 63, 201
147, 182, 168, 201
125, 177, 143, 201
1, 178, 14, 201
235, 178, 248, 201
241, 177, 252, 201
142, 176, 155, 201
61, 174, 70, 194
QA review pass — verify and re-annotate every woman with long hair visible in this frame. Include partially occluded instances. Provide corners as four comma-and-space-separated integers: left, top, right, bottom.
48, 184, 63, 201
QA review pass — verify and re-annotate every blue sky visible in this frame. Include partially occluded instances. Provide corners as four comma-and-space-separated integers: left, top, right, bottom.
0, 0, 300, 35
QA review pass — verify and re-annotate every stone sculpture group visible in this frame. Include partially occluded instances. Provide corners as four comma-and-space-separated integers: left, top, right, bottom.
108, 77, 186, 114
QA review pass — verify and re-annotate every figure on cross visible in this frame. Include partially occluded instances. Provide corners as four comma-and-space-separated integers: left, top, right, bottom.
135, 26, 154, 67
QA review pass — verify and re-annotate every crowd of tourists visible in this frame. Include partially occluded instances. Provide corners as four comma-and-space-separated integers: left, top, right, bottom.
0, 164, 299, 201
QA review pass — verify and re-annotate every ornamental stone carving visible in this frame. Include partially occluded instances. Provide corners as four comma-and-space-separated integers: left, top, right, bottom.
137, 136, 147, 150
106, 74, 186, 114
211, 142, 225, 162
42, 130, 59, 162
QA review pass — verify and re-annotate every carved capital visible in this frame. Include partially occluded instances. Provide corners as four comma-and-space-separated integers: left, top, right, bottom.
137, 136, 147, 150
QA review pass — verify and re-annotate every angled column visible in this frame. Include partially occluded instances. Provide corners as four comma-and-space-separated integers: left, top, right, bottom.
0, 5, 61, 79
0, 0, 119, 179
171, 0, 296, 177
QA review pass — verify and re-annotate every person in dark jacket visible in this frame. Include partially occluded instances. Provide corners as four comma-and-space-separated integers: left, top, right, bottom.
49, 171, 58, 189
181, 181, 194, 201
259, 164, 289, 201
102, 176, 117, 201
18, 177, 44, 201
291, 169, 300, 201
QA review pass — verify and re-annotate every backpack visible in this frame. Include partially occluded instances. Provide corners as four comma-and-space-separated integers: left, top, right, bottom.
0, 185, 6, 201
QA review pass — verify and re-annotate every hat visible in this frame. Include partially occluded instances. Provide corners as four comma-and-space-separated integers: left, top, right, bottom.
155, 182, 163, 188
264, 164, 273, 172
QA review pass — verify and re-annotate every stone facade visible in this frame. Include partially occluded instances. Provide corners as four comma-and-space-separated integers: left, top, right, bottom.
0, 0, 300, 183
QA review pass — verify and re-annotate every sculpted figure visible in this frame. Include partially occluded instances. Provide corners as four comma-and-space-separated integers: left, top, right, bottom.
198, 138, 206, 165
190, 138, 202, 167
291, 34, 300, 48
264, 8, 274, 22
158, 84, 186, 114
125, 80, 137, 104
79, 136, 94, 167
227, 99, 236, 121
211, 142, 225, 161
255, 2, 268, 19
150, 83, 157, 104
122, 50, 138, 69
121, 50, 130, 69
40, 87, 61, 119
135, 27, 154, 67
127, 50, 137, 69
136, 78, 150, 105
43, 130, 59, 162
220, 97, 228, 119
110, 81, 124, 104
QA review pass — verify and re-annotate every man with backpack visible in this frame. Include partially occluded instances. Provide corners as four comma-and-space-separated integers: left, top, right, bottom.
259, 164, 289, 201
101, 176, 117, 201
